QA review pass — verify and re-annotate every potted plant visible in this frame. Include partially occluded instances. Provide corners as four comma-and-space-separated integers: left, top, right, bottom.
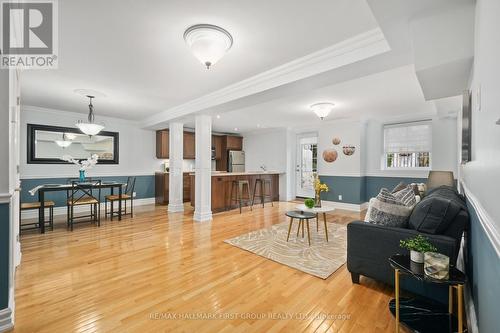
61, 154, 99, 181
304, 198, 315, 209
400, 234, 437, 263
313, 174, 329, 207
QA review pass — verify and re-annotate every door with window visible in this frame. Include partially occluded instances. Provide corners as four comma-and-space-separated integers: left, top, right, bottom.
295, 135, 317, 198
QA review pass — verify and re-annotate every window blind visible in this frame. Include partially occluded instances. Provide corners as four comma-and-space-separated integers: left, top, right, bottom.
384, 121, 432, 154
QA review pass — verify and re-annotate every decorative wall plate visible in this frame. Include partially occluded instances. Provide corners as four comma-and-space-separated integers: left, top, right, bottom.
342, 145, 355, 156
322, 149, 338, 163
332, 137, 341, 145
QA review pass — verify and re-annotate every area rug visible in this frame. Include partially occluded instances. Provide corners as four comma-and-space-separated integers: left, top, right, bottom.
224, 221, 347, 279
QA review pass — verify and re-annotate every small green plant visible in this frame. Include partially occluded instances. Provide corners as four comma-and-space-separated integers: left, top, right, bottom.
304, 198, 315, 209
400, 234, 437, 253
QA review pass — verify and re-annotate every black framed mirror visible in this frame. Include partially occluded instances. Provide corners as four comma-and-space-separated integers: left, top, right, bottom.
27, 123, 119, 164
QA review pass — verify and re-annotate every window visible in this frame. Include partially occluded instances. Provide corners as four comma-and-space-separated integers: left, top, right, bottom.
383, 121, 431, 169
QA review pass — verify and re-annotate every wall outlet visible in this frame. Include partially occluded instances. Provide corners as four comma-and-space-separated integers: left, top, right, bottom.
133, 191, 137, 198
338, 195, 343, 201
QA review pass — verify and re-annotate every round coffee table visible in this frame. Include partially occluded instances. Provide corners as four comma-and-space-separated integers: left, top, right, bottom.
285, 210, 317, 245
295, 203, 335, 242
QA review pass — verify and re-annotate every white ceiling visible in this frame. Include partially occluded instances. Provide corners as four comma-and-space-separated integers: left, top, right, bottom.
21, 0, 379, 120
202, 65, 441, 133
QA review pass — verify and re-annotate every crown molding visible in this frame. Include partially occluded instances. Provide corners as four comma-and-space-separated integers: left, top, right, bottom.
143, 28, 390, 128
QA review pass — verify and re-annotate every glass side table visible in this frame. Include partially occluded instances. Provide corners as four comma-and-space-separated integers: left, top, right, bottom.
389, 254, 467, 333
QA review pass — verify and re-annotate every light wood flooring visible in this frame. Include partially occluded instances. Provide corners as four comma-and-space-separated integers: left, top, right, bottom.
12, 202, 406, 333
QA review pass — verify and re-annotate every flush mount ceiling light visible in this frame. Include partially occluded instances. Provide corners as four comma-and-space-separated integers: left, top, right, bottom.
310, 102, 335, 120
76, 95, 105, 136
184, 24, 233, 69
55, 133, 73, 148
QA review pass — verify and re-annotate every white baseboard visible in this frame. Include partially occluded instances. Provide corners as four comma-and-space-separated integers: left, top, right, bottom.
20, 197, 156, 219
321, 200, 368, 212
0, 308, 13, 333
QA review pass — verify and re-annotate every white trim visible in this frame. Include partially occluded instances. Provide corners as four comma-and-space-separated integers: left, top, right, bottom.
193, 210, 213, 222
21, 172, 155, 179
143, 28, 390, 128
0, 308, 13, 333
318, 173, 363, 178
319, 200, 368, 212
0, 192, 13, 204
20, 197, 156, 219
167, 204, 185, 213
465, 283, 479, 333
364, 171, 429, 179
462, 181, 500, 257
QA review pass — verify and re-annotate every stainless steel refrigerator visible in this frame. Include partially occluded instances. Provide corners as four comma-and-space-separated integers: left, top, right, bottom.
228, 150, 245, 172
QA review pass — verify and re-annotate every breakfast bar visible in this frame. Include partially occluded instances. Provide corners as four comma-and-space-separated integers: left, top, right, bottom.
189, 172, 280, 213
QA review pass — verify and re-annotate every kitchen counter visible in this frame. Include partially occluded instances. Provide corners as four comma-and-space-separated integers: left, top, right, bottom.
189, 172, 280, 213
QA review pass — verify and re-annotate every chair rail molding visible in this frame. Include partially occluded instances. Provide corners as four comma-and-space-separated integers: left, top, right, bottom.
0, 308, 13, 332
461, 181, 500, 257
143, 28, 390, 128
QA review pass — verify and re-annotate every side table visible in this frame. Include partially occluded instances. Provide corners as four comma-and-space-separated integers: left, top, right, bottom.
389, 254, 467, 333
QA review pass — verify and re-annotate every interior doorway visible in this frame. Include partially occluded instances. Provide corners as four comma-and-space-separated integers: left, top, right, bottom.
295, 134, 317, 198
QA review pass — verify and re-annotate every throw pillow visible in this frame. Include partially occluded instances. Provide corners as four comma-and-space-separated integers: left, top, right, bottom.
391, 182, 407, 193
376, 188, 403, 205
366, 197, 413, 228
393, 185, 417, 207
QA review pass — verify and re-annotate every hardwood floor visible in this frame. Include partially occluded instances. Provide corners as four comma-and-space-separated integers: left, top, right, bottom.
12, 202, 405, 333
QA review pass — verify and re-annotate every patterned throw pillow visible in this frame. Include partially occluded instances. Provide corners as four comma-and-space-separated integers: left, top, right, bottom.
393, 185, 417, 207
391, 182, 407, 193
365, 186, 417, 228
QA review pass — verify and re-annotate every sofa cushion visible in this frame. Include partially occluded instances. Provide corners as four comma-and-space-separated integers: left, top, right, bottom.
366, 189, 414, 228
408, 186, 464, 234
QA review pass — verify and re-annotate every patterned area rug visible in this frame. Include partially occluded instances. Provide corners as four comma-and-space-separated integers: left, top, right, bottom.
224, 221, 347, 279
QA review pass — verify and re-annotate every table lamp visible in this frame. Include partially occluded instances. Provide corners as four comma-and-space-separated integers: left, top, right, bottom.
427, 171, 454, 189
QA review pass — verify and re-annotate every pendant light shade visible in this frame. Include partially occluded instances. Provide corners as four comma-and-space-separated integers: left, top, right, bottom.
184, 24, 233, 69
310, 102, 335, 120
55, 133, 73, 148
76, 95, 105, 136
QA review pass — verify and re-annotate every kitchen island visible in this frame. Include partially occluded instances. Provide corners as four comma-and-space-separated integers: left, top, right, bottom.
189, 172, 280, 213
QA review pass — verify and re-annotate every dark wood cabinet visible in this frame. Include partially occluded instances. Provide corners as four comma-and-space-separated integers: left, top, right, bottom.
156, 130, 169, 158
225, 135, 243, 150
183, 132, 196, 159
155, 172, 191, 205
212, 135, 223, 160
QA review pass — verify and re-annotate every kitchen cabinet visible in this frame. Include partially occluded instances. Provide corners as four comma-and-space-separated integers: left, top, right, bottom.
183, 132, 196, 159
156, 130, 169, 159
225, 135, 243, 151
212, 135, 223, 160
155, 172, 191, 205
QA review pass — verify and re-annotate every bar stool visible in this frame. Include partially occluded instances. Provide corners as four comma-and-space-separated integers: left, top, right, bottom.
229, 180, 252, 213
251, 178, 273, 208
19, 201, 55, 233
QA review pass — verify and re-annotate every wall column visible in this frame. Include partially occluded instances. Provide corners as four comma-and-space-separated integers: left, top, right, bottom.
193, 115, 212, 222
168, 122, 184, 212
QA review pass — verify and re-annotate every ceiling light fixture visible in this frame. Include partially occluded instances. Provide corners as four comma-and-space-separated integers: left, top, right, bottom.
55, 133, 73, 148
310, 102, 335, 120
184, 24, 233, 69
76, 95, 105, 136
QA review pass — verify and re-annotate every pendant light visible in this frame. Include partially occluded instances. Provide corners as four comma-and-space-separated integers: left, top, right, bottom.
310, 102, 335, 120
184, 24, 233, 69
76, 95, 105, 136
55, 133, 73, 148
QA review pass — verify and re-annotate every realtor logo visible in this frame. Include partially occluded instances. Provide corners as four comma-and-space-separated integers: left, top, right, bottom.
1, 0, 58, 68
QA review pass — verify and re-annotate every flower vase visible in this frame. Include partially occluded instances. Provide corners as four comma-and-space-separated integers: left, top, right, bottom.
314, 192, 322, 207
79, 169, 86, 182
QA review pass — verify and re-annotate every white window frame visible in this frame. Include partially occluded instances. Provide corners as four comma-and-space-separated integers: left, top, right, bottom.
382, 120, 432, 170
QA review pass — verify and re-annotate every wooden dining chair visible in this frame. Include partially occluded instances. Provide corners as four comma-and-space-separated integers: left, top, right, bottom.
19, 201, 55, 233
105, 176, 136, 219
66, 180, 102, 231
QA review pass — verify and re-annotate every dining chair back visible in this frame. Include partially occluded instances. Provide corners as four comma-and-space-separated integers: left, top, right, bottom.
66, 180, 102, 231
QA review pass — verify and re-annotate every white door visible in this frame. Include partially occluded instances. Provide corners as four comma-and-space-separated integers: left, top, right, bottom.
295, 134, 317, 198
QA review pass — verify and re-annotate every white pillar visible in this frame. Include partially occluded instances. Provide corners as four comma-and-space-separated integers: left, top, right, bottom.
168, 122, 184, 212
193, 115, 212, 222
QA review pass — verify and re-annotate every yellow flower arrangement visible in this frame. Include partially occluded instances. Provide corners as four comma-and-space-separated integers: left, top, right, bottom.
314, 175, 329, 194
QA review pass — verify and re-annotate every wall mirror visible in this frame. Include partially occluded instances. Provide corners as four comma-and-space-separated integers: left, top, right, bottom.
27, 124, 119, 164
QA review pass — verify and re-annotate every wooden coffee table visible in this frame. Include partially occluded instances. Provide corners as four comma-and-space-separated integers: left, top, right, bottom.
285, 210, 316, 245
295, 203, 336, 242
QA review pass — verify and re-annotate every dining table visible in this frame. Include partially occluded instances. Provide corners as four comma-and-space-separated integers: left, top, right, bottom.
30, 181, 127, 233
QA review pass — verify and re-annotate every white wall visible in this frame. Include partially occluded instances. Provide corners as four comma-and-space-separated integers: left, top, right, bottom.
243, 128, 289, 200
463, 0, 500, 228
0, 71, 9, 193
364, 116, 458, 178
20, 106, 161, 179
317, 120, 362, 176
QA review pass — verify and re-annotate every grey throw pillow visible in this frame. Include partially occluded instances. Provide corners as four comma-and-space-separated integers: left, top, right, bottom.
393, 185, 417, 207
366, 197, 413, 228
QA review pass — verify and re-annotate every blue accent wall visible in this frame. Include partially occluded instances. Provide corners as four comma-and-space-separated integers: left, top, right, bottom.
20, 175, 155, 207
318, 175, 427, 204
0, 203, 9, 309
466, 201, 500, 333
